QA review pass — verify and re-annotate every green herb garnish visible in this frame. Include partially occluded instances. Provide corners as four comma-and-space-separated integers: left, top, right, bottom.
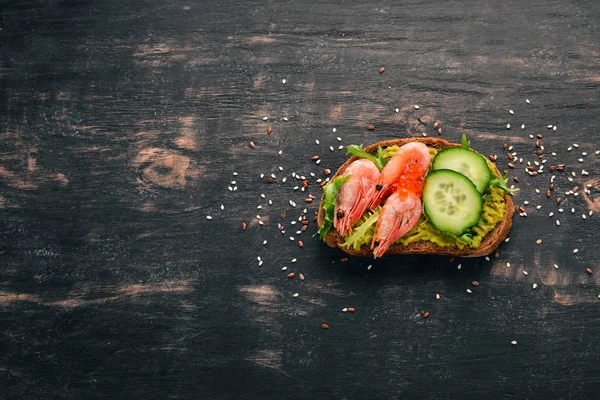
461, 134, 471, 149
346, 144, 388, 171
316, 175, 352, 239
489, 172, 519, 196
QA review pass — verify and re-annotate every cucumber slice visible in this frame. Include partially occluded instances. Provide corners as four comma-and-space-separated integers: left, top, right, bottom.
422, 170, 483, 235
432, 147, 492, 193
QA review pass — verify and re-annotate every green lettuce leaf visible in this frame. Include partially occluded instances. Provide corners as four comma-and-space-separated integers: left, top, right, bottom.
346, 144, 387, 171
317, 175, 352, 239
340, 208, 381, 251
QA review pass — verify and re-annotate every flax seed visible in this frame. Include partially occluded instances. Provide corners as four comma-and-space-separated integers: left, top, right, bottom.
299, 273, 305, 281
348, 307, 356, 313
266, 177, 274, 183
537, 149, 544, 155
549, 183, 554, 191
267, 127, 272, 134
324, 168, 331, 175
489, 155, 496, 162
304, 198, 313, 204
298, 240, 304, 248
556, 197, 561, 204
549, 165, 556, 171
472, 281, 480, 286
586, 268, 593, 275
503, 143, 508, 150
422, 311, 430, 318
341, 257, 348, 262
241, 222, 247, 230
527, 166, 535, 171
508, 163, 515, 169
546, 190, 551, 198
287, 272, 295, 279
311, 155, 319, 161
321, 323, 329, 329
513, 177, 519, 183
367, 125, 375, 131
437, 128, 443, 135
434, 121, 440, 130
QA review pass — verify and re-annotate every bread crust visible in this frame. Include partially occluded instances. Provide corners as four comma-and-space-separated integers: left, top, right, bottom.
317, 137, 514, 257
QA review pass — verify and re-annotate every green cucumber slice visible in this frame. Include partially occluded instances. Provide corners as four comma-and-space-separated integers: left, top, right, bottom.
422, 169, 483, 235
432, 147, 492, 193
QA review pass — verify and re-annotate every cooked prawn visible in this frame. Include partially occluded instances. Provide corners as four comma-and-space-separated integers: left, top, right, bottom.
369, 142, 431, 209
371, 190, 423, 258
334, 159, 380, 236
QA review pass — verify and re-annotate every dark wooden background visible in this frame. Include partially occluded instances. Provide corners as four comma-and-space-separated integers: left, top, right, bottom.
1, 0, 600, 399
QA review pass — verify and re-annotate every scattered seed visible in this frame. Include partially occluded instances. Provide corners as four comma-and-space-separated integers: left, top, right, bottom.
511, 341, 518, 345
436, 293, 441, 300
554, 264, 559, 269
533, 283, 538, 289
466, 289, 473, 294
291, 258, 297, 263
506, 123, 511, 129
536, 239, 542, 244
342, 308, 348, 312
523, 271, 528, 276
521, 124, 525, 129
573, 249, 579, 254
509, 109, 514, 115
206, 215, 213, 220
293, 293, 299, 297
414, 105, 420, 110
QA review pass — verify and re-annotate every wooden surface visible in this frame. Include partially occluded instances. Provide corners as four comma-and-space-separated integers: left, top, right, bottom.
1, 1, 600, 399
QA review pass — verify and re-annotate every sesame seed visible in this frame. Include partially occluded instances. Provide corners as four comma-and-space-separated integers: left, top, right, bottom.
263, 240, 267, 245
228, 186, 233, 191
293, 293, 299, 297
549, 212, 554, 217
436, 293, 441, 300
263, 116, 269, 121
258, 221, 264, 225
553, 126, 557, 131
258, 260, 263, 266
547, 124, 553, 129
414, 105, 420, 110
291, 258, 297, 263
315, 139, 320, 144
521, 124, 525, 129
523, 201, 530, 205
523, 271, 528, 276
590, 211, 594, 216
554, 264, 559, 269
505, 237, 510, 242
533, 283, 538, 289
282, 79, 286, 84
466, 289, 472, 294
485, 257, 490, 261
511, 341, 518, 345
536, 239, 542, 244
556, 220, 560, 226
457, 263, 462, 270
526, 99, 530, 104
257, 205, 262, 210
342, 308, 348, 312
422, 133, 427, 137
573, 249, 579, 254
395, 108, 400, 113
509, 109, 514, 115
281, 266, 287, 271
558, 208, 564, 213
289, 237, 294, 241
573, 143, 579, 148
507, 262, 511, 268
337, 137, 342, 141
206, 215, 213, 220
332, 128, 337, 133
220, 204, 225, 210
283, 117, 289, 122
536, 205, 542, 209
338, 145, 344, 150
367, 264, 372, 271
506, 123, 511, 129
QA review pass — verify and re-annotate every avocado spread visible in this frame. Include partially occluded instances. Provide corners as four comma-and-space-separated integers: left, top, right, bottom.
341, 145, 506, 250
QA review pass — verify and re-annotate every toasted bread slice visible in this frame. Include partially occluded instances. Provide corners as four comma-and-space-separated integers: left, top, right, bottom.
317, 137, 514, 258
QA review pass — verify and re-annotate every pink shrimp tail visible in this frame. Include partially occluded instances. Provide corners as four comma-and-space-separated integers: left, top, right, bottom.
371, 192, 422, 258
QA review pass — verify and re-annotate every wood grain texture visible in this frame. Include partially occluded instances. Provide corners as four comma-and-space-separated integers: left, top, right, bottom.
1, 0, 600, 399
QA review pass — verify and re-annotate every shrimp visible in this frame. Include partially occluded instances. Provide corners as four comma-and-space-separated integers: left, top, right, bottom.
369, 142, 431, 209
334, 159, 380, 236
371, 190, 422, 258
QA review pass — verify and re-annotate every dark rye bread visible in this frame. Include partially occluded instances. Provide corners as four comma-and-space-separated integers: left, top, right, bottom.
317, 137, 514, 258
